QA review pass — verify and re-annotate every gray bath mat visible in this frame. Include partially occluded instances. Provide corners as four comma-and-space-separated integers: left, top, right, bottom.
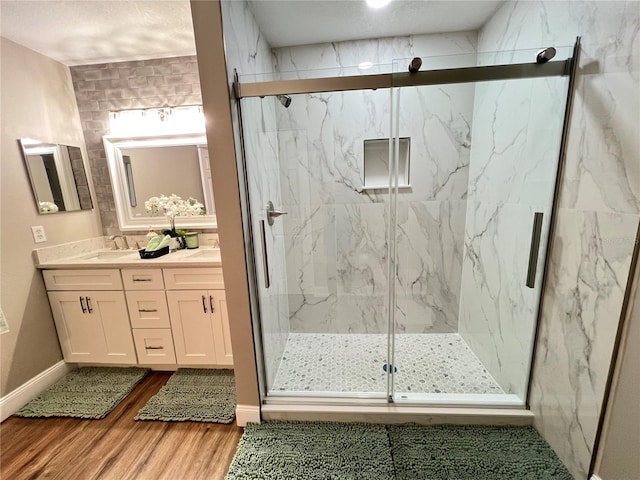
225, 422, 395, 480
389, 424, 573, 479
15, 367, 148, 419
135, 368, 236, 423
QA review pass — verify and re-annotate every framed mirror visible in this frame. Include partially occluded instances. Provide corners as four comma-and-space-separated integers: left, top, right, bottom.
19, 138, 93, 214
103, 133, 216, 231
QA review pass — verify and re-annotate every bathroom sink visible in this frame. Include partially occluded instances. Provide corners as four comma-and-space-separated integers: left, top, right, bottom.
79, 250, 137, 260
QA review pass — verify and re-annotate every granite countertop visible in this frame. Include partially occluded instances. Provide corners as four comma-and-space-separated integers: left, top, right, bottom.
34, 237, 222, 269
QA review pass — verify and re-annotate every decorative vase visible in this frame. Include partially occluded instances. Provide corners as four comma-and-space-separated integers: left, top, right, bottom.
169, 237, 181, 251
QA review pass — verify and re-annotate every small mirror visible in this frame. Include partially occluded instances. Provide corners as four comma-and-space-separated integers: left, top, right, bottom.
103, 133, 216, 231
19, 138, 93, 214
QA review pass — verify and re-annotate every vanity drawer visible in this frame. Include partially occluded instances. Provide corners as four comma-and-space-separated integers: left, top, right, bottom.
163, 268, 224, 290
121, 269, 164, 290
43, 269, 122, 291
132, 329, 176, 365
125, 291, 170, 329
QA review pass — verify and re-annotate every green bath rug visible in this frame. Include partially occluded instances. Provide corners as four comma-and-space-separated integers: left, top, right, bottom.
15, 367, 148, 420
389, 424, 573, 480
225, 422, 395, 480
135, 368, 236, 423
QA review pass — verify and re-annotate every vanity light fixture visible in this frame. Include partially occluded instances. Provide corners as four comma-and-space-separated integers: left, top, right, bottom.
366, 0, 392, 8
109, 105, 205, 136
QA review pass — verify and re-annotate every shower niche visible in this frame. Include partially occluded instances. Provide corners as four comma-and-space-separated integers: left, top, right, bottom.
362, 137, 410, 190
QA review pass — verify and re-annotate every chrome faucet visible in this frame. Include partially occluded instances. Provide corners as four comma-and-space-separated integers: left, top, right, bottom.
108, 234, 130, 250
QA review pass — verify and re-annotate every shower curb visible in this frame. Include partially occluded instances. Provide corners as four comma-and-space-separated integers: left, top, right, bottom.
261, 404, 534, 426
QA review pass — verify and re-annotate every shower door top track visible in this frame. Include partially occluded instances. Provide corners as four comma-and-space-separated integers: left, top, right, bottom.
235, 59, 571, 98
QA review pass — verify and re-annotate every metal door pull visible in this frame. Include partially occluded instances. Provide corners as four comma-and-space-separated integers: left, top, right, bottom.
266, 201, 287, 226
526, 212, 544, 288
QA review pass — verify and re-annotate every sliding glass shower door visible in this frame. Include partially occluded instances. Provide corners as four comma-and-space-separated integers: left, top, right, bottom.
240, 87, 394, 399
238, 43, 576, 406
388, 49, 572, 405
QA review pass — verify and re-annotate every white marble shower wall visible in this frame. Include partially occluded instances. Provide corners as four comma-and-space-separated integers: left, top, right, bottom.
458, 72, 569, 400
273, 33, 477, 334
220, 0, 290, 388
477, 1, 640, 478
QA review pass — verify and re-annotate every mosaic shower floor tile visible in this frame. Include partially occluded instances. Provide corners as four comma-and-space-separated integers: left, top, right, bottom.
271, 333, 503, 395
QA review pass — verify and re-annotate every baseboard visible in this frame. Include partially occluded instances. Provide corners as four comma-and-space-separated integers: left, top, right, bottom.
0, 361, 74, 422
590, 475, 603, 480
236, 404, 261, 426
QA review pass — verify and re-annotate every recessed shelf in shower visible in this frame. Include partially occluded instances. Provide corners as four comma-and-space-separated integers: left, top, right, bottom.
362, 137, 411, 191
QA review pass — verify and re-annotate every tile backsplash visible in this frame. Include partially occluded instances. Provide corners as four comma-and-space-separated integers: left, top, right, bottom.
70, 56, 203, 235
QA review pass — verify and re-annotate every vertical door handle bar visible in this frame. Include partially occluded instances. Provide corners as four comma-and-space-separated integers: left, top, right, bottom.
526, 212, 544, 288
79, 296, 87, 313
209, 295, 215, 313
202, 295, 208, 313
259, 220, 270, 289
86, 297, 93, 313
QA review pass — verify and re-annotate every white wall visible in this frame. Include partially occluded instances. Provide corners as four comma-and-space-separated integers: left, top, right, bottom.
0, 37, 102, 397
478, 1, 640, 477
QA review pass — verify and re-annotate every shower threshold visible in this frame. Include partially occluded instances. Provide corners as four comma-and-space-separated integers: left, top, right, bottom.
261, 402, 533, 426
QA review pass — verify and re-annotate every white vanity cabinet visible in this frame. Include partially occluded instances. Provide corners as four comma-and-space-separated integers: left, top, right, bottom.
43, 269, 137, 364
42, 265, 232, 367
165, 268, 233, 366
122, 269, 176, 365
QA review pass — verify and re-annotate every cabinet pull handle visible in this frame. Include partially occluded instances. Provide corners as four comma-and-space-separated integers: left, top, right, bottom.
138, 309, 158, 313
145, 346, 164, 350
209, 295, 215, 313
202, 295, 207, 313
79, 296, 87, 314
133, 278, 152, 282
86, 297, 93, 314
526, 212, 544, 288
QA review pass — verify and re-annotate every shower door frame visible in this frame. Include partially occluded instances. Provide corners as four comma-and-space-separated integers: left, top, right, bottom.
234, 40, 580, 407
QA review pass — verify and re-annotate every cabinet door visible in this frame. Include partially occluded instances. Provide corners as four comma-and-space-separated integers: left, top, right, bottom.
209, 290, 233, 365
48, 292, 101, 363
166, 290, 217, 365
89, 291, 137, 363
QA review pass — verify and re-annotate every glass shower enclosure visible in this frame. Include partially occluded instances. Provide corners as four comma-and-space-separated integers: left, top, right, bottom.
235, 43, 578, 407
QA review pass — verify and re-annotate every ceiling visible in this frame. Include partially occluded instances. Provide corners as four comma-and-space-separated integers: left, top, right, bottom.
0, 0, 503, 66
248, 1, 503, 48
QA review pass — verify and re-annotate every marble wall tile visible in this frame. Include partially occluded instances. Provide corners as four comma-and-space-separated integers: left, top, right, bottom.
458, 70, 569, 397
466, 76, 568, 205
220, 1, 288, 390
272, 33, 477, 334
273, 32, 478, 77
529, 208, 639, 478
478, 0, 640, 215
395, 200, 467, 334
70, 56, 203, 235
458, 201, 552, 398
477, 1, 640, 477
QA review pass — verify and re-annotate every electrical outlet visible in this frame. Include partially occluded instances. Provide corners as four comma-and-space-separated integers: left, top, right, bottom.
31, 225, 47, 243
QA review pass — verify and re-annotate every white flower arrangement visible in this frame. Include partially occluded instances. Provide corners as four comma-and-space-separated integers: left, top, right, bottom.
144, 194, 205, 232
39, 201, 59, 213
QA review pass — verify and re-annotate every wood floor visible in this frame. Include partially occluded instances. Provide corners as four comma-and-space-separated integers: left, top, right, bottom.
0, 372, 244, 480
